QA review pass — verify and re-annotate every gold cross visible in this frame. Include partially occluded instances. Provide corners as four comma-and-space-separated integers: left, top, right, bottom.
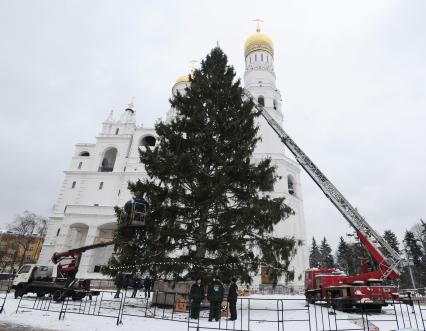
253, 18, 264, 32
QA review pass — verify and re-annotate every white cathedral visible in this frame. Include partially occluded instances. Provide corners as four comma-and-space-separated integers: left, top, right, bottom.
38, 27, 308, 288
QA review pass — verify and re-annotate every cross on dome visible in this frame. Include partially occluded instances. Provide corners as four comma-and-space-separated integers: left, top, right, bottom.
253, 18, 264, 32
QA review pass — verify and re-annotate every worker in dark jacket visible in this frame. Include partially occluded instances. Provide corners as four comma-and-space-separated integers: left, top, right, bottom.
131, 275, 141, 298
189, 277, 204, 319
207, 276, 224, 321
143, 276, 152, 299
114, 272, 124, 298
227, 278, 238, 320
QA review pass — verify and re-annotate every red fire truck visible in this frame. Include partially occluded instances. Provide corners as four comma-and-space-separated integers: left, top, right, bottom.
247, 91, 403, 311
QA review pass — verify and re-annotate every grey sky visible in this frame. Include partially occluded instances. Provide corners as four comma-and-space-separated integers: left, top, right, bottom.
0, 0, 425, 248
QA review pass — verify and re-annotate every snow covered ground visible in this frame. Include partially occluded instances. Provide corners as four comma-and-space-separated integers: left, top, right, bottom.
0, 291, 425, 331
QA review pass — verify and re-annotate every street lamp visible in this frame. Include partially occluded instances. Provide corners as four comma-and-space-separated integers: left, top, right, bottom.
402, 247, 416, 289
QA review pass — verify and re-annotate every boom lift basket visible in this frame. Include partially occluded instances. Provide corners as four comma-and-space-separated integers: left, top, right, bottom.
119, 198, 148, 228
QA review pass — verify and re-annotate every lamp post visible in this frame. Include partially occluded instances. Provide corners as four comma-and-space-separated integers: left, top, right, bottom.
403, 248, 416, 289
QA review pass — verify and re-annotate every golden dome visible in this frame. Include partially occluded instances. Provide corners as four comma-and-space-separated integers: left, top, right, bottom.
244, 28, 274, 58
175, 74, 191, 85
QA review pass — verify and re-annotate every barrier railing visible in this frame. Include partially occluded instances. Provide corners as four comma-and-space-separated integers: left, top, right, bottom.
120, 290, 189, 323
187, 297, 426, 331
0, 277, 12, 314
16, 290, 124, 325
12, 289, 426, 331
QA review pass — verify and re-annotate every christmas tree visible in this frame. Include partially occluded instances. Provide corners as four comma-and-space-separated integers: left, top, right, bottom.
106, 47, 298, 284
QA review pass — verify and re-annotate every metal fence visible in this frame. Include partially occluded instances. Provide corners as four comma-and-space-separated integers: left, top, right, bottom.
0, 276, 12, 314
120, 290, 189, 323
187, 297, 426, 331
12, 289, 426, 331
16, 290, 124, 325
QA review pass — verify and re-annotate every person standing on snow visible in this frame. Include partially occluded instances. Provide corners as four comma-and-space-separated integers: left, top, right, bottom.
207, 276, 224, 321
227, 278, 238, 321
189, 277, 205, 319
143, 276, 152, 299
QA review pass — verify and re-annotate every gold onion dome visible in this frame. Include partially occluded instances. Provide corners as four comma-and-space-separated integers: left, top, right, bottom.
175, 74, 191, 85
244, 27, 274, 58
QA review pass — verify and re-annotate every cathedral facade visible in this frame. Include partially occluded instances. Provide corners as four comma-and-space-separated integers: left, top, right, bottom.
38, 28, 308, 288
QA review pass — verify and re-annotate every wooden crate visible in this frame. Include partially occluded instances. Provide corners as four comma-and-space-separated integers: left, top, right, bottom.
174, 297, 187, 312
237, 289, 251, 296
220, 300, 229, 317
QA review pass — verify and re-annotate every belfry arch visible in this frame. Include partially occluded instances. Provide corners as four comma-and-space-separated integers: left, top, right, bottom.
99, 147, 117, 172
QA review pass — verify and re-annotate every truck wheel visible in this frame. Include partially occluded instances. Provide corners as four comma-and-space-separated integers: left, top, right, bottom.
53, 290, 63, 302
72, 294, 84, 301
306, 295, 315, 304
14, 286, 23, 298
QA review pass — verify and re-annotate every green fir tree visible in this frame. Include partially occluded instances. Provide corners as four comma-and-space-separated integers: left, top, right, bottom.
403, 230, 425, 288
106, 47, 298, 284
336, 236, 355, 274
320, 237, 334, 268
309, 237, 321, 268
383, 229, 401, 254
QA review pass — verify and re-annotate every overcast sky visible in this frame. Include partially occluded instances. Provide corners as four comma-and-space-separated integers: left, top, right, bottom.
0, 0, 425, 248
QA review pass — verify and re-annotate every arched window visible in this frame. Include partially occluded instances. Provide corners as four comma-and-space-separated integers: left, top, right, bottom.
261, 53, 264, 61
71, 181, 76, 189
258, 96, 265, 107
78, 162, 82, 169
99, 147, 118, 172
79, 151, 90, 157
288, 175, 296, 196
115, 128, 119, 135
140, 135, 156, 147
99, 182, 104, 190
273, 99, 277, 110
255, 54, 257, 61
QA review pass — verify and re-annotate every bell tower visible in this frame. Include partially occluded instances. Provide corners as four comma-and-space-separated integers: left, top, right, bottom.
244, 20, 283, 124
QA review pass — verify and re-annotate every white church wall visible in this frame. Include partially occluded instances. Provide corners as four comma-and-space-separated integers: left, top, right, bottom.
39, 29, 308, 287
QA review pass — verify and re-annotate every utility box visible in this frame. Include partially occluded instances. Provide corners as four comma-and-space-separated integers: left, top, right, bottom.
238, 289, 251, 296
220, 300, 229, 317
174, 297, 187, 312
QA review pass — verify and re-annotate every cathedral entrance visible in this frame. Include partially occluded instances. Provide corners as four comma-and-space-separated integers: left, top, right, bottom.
65, 223, 89, 249
88, 223, 116, 273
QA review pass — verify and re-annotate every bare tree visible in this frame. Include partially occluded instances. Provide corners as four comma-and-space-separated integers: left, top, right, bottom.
6, 211, 48, 269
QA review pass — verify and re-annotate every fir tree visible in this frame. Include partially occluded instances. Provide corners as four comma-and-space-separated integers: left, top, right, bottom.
418, 219, 426, 252
106, 47, 298, 284
320, 237, 334, 268
403, 230, 425, 288
404, 231, 422, 265
420, 220, 426, 287
336, 236, 355, 274
309, 237, 321, 268
383, 230, 400, 254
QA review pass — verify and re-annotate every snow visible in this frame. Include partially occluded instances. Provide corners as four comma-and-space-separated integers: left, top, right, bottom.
0, 291, 425, 331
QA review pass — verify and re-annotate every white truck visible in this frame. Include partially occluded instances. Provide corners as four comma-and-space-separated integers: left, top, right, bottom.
12, 264, 95, 301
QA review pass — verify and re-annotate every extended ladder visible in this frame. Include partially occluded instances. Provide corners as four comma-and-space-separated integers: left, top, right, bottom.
244, 90, 403, 279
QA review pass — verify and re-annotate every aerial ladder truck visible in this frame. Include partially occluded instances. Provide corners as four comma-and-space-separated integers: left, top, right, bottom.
245, 90, 403, 311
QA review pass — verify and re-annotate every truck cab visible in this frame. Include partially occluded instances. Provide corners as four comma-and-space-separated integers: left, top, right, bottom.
13, 264, 53, 288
